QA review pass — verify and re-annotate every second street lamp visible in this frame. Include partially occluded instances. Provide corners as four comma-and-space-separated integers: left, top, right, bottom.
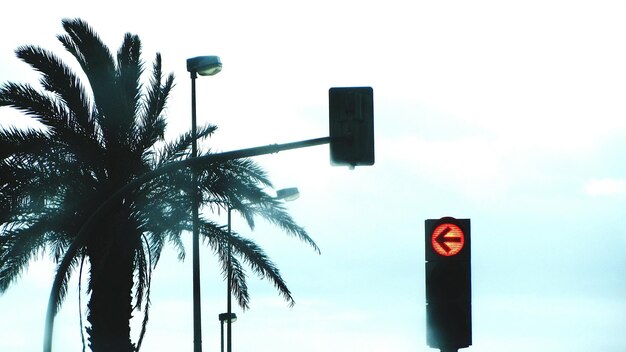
218, 313, 237, 352
187, 55, 222, 352
226, 187, 300, 352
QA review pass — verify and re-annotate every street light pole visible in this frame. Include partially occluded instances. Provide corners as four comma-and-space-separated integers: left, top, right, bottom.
220, 316, 224, 352
190, 69, 203, 352
188, 55, 222, 352
227, 207, 233, 352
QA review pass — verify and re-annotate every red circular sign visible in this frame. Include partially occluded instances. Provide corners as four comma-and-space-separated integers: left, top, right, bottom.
431, 223, 465, 256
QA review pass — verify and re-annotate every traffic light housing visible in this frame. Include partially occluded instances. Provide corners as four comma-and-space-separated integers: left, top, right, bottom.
329, 87, 374, 167
425, 217, 472, 350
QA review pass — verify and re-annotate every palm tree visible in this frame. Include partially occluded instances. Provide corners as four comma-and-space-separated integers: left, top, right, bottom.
0, 18, 318, 352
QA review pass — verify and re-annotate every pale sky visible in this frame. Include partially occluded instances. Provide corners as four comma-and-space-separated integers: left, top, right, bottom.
1, 1, 626, 351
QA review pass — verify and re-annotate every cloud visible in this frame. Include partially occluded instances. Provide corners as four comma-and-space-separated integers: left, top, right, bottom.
379, 133, 514, 201
584, 178, 626, 196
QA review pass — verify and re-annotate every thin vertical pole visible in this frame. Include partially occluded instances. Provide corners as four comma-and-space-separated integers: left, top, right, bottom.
191, 72, 203, 352
220, 321, 225, 352
227, 208, 233, 352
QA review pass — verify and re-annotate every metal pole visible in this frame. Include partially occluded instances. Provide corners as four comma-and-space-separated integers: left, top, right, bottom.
220, 320, 224, 352
191, 71, 203, 352
227, 208, 233, 352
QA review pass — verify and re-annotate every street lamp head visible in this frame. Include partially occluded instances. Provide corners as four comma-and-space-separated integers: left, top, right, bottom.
218, 312, 237, 323
276, 187, 300, 202
187, 55, 222, 76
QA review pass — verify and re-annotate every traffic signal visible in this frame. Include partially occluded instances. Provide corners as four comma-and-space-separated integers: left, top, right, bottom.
329, 87, 374, 167
425, 217, 472, 351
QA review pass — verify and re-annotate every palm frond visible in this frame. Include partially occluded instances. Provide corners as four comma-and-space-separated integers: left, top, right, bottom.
15, 45, 95, 137
0, 127, 51, 159
0, 224, 47, 292
156, 124, 217, 165
200, 220, 295, 308
116, 32, 143, 146
53, 249, 83, 312
0, 82, 62, 128
58, 18, 123, 150
198, 219, 251, 308
0, 82, 105, 169
134, 235, 152, 351
250, 200, 320, 254
78, 255, 87, 352
229, 233, 295, 307
133, 235, 151, 311
136, 53, 174, 154
227, 255, 250, 309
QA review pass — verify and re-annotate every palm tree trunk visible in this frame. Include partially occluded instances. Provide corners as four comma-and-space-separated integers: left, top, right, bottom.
86, 232, 136, 352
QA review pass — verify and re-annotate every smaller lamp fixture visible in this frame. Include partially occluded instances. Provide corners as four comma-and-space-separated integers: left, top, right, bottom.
218, 312, 237, 323
276, 187, 299, 201
187, 56, 222, 76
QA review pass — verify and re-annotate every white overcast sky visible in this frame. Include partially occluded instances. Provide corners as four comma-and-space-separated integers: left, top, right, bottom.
2, 1, 626, 351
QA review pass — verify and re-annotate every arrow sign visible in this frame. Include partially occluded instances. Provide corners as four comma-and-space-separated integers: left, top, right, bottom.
431, 223, 465, 256
435, 226, 462, 252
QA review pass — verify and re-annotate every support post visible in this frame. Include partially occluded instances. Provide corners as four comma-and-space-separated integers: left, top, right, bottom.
191, 71, 203, 352
227, 208, 233, 352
